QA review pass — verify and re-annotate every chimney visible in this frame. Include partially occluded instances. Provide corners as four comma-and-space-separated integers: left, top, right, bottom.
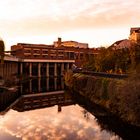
57, 37, 62, 47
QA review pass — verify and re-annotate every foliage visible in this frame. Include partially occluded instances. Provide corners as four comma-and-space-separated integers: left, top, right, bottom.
69, 74, 140, 126
82, 54, 96, 71
84, 43, 140, 73
65, 43, 140, 126
64, 70, 74, 88
116, 74, 140, 124
101, 78, 109, 100
0, 40, 5, 64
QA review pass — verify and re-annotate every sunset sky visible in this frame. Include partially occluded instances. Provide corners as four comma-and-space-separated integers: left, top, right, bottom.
0, 0, 140, 50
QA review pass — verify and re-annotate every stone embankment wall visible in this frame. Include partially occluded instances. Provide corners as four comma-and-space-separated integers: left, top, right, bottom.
65, 70, 140, 127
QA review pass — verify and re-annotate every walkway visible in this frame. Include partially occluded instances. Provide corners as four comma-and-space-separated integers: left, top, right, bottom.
73, 69, 128, 79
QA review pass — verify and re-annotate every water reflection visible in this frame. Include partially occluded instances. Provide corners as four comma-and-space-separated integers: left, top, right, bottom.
0, 77, 139, 140
21, 77, 64, 94
13, 91, 74, 112
73, 93, 140, 140
0, 105, 121, 140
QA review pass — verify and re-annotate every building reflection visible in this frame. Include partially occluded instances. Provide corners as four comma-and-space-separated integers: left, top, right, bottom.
20, 77, 65, 94
12, 77, 73, 112
1, 77, 139, 140
13, 91, 75, 113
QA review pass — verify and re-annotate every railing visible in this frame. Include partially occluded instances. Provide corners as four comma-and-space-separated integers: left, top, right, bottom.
73, 69, 128, 79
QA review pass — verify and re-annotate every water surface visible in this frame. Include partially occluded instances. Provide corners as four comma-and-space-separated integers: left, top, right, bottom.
0, 104, 121, 140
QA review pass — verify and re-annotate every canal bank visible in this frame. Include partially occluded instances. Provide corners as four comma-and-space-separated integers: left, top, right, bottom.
64, 70, 140, 127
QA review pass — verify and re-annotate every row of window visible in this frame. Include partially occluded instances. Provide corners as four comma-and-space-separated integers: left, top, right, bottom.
24, 48, 89, 55
23, 52, 90, 60
24, 48, 64, 54
23, 48, 94, 60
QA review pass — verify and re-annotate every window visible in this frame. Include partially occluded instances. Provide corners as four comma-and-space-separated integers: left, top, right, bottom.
42, 49, 48, 54
33, 49, 40, 54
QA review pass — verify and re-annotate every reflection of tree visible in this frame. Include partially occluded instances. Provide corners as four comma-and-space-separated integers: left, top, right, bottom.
82, 109, 90, 121
81, 100, 140, 140
75, 93, 140, 140
95, 115, 140, 140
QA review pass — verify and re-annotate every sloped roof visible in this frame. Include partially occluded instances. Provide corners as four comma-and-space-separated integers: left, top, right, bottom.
109, 39, 134, 50
109, 39, 126, 48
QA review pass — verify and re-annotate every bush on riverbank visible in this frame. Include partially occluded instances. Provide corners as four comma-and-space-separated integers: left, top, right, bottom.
65, 71, 140, 126
111, 74, 140, 125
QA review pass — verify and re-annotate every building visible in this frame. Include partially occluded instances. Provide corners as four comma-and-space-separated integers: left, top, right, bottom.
109, 39, 133, 50
54, 38, 88, 48
109, 28, 140, 50
129, 27, 140, 43
11, 38, 99, 67
0, 37, 100, 94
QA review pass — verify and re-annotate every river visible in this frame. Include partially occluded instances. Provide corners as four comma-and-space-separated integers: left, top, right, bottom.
0, 77, 139, 140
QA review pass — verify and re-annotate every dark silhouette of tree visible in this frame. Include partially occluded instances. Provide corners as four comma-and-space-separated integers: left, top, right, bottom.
0, 39, 5, 64
84, 43, 140, 73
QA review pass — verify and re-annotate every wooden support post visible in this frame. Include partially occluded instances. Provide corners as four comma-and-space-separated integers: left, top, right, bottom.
61, 63, 64, 76
54, 78, 57, 90
47, 78, 49, 91
38, 78, 41, 92
29, 63, 32, 77
38, 63, 41, 77
46, 63, 49, 77
29, 79, 32, 93
54, 63, 57, 77
20, 63, 23, 75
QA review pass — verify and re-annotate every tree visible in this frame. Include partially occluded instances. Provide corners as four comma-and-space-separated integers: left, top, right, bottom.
0, 40, 5, 64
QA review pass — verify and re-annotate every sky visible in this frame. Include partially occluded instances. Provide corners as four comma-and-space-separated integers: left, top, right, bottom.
0, 0, 140, 50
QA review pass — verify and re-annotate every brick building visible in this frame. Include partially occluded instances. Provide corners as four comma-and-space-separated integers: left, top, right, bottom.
11, 38, 99, 67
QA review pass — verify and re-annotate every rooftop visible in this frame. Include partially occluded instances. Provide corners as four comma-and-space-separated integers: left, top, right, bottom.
130, 27, 140, 35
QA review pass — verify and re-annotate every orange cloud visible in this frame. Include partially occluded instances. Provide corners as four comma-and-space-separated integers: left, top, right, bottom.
0, 0, 140, 49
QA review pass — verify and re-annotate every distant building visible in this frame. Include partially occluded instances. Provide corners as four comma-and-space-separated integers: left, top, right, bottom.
129, 27, 140, 43
54, 38, 88, 49
109, 39, 133, 50
109, 27, 140, 50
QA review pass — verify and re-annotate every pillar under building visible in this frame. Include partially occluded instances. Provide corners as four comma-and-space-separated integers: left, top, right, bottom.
61, 63, 64, 76
29, 63, 32, 77
46, 63, 49, 77
54, 63, 57, 77
38, 63, 41, 77
20, 63, 23, 75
